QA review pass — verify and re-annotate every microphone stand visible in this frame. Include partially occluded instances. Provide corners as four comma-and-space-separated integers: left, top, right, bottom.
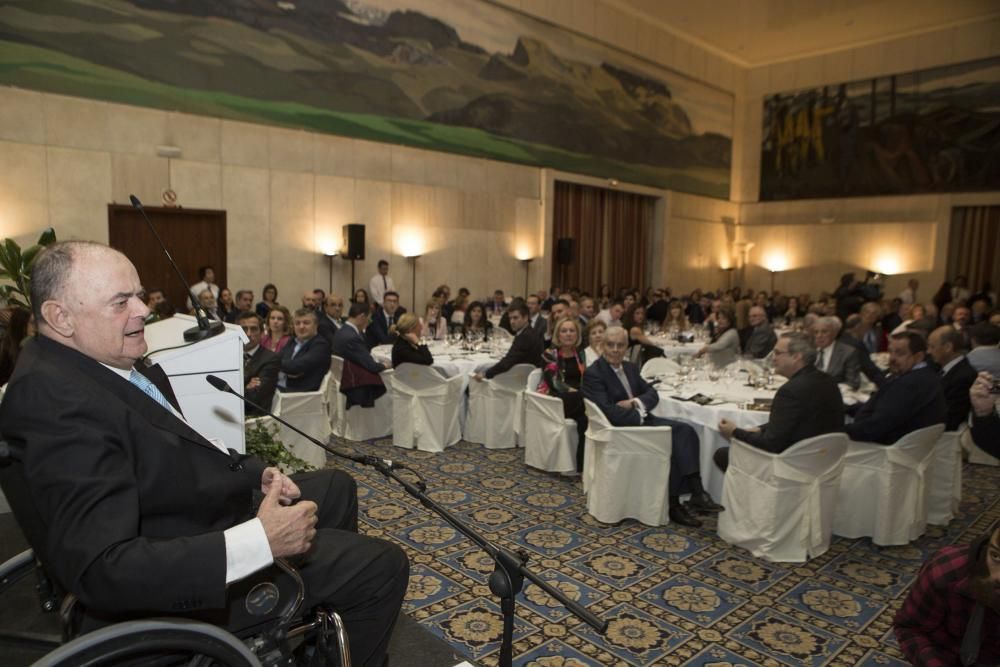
208, 377, 608, 666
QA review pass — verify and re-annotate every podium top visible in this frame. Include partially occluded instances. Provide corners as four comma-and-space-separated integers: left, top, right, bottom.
143, 314, 248, 366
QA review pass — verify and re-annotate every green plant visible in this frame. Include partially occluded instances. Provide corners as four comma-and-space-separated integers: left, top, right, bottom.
244, 419, 315, 473
0, 228, 57, 310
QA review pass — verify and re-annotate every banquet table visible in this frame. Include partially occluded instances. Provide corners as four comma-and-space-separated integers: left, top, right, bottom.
372, 340, 507, 389
646, 335, 703, 358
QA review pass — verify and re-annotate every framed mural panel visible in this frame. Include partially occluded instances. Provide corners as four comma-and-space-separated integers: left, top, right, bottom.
760, 56, 1000, 200
0, 0, 733, 198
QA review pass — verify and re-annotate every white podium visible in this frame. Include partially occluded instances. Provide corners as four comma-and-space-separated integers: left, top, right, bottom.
144, 315, 248, 453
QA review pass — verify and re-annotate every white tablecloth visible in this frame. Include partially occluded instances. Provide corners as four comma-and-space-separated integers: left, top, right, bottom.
646, 336, 703, 358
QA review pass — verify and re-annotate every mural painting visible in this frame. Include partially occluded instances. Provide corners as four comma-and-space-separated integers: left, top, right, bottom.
0, 0, 734, 198
761, 56, 1000, 200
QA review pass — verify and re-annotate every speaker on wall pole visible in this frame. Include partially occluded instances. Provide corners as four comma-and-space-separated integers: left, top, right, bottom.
556, 237, 574, 265
342, 224, 365, 260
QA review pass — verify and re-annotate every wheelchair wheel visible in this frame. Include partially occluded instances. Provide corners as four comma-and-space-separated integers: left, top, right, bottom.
31, 618, 262, 667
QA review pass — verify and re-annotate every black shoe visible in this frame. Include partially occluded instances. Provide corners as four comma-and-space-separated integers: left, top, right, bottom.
669, 504, 703, 528
687, 491, 724, 514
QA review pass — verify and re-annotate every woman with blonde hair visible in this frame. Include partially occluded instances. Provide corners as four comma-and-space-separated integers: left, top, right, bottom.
537, 317, 587, 471
391, 312, 434, 367
421, 298, 448, 341
582, 319, 607, 367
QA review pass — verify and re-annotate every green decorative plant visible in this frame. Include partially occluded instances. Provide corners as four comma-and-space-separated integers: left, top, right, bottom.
244, 419, 315, 473
0, 228, 57, 310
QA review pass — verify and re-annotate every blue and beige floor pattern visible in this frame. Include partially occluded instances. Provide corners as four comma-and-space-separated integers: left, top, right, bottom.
332, 438, 1000, 666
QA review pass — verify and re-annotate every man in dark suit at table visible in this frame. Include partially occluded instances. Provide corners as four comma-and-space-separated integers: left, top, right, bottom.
238, 311, 280, 416
813, 316, 861, 389
473, 302, 543, 381
581, 326, 723, 528
277, 308, 331, 393
318, 293, 345, 347
845, 331, 946, 444
0, 242, 407, 665
333, 303, 389, 408
715, 332, 845, 471
365, 291, 405, 348
842, 313, 888, 388
927, 325, 978, 431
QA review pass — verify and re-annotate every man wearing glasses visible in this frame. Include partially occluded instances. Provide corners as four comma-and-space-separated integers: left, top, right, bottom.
238, 311, 280, 416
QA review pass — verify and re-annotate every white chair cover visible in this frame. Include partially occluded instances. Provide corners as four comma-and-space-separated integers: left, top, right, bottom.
640, 357, 680, 378
389, 364, 464, 453
581, 400, 672, 526
964, 426, 1000, 466
271, 373, 332, 470
328, 356, 346, 439
833, 424, 945, 546
342, 369, 394, 442
523, 389, 578, 474
927, 428, 964, 526
464, 364, 535, 449
717, 433, 849, 562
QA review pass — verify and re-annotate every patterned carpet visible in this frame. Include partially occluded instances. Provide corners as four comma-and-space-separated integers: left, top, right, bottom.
329, 437, 1000, 667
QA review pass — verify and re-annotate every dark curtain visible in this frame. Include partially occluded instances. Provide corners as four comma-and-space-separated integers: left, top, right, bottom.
552, 181, 654, 294
948, 206, 1000, 296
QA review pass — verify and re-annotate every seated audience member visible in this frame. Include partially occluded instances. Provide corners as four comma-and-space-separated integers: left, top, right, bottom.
448, 295, 468, 331
967, 322, 1000, 377
228, 289, 254, 324
578, 296, 596, 328
893, 520, 1000, 667
582, 326, 723, 527
312, 289, 326, 314
463, 300, 493, 340
663, 300, 691, 332
301, 290, 319, 312
238, 311, 280, 415
217, 288, 236, 323
696, 307, 741, 367
261, 305, 292, 355
486, 290, 507, 318
596, 299, 625, 327
473, 303, 543, 381
498, 297, 527, 335
443, 287, 469, 322
952, 305, 972, 331
256, 282, 279, 319
971, 296, 991, 324
782, 296, 803, 324
197, 289, 220, 320
188, 264, 219, 310
842, 313, 888, 387
352, 288, 373, 315
0, 242, 407, 666
144, 287, 166, 311
927, 325, 977, 431
969, 371, 1000, 458
318, 294, 345, 347
537, 317, 588, 471
420, 298, 448, 340
743, 305, 777, 358
845, 331, 946, 444
391, 313, 433, 367
646, 290, 669, 326
545, 299, 570, 344
527, 294, 548, 337
623, 303, 661, 365
0, 307, 31, 386
813, 316, 861, 389
581, 319, 607, 367
366, 291, 405, 348
277, 308, 331, 393
858, 301, 886, 353
714, 333, 845, 471
333, 303, 388, 408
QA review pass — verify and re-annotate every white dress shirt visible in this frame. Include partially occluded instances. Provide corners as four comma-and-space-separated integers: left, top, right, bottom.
369, 273, 396, 305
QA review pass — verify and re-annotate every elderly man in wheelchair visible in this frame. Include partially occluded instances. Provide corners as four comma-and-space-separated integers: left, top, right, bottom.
0, 241, 409, 666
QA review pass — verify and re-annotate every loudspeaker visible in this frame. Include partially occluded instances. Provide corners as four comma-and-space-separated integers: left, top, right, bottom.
342, 224, 365, 260
556, 237, 573, 265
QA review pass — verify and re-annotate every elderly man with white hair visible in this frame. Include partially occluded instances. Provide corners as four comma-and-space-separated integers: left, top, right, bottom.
813, 315, 861, 390
582, 326, 723, 528
744, 305, 777, 358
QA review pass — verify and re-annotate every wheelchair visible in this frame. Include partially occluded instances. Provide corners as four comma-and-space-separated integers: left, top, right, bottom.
0, 438, 351, 667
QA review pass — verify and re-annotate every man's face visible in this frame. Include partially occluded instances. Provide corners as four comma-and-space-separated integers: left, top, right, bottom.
861, 304, 880, 325
581, 299, 595, 318
926, 328, 953, 365
146, 291, 165, 308
551, 304, 566, 321
527, 296, 541, 316
203, 268, 215, 284
610, 304, 624, 321
325, 297, 343, 319
240, 318, 261, 350
294, 314, 317, 340
237, 291, 254, 311
383, 294, 399, 315
56, 250, 150, 370
378, 263, 389, 276
508, 310, 526, 332
603, 332, 627, 366
623, 294, 635, 308
954, 307, 971, 325
493, 292, 505, 305
771, 338, 798, 378
814, 324, 836, 349
888, 337, 921, 375
302, 292, 317, 309
199, 291, 216, 310
749, 308, 766, 327
353, 311, 371, 331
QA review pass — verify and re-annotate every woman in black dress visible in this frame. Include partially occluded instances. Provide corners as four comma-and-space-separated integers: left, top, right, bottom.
391, 313, 434, 367
463, 301, 493, 340
536, 317, 587, 472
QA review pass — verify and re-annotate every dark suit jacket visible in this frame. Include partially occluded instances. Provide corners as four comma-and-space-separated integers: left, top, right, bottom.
971, 412, 1000, 458
0, 336, 266, 625
317, 314, 342, 348
940, 356, 977, 431
646, 300, 669, 325
503, 313, 545, 337
845, 365, 946, 444
365, 306, 406, 348
484, 326, 544, 379
332, 323, 385, 375
744, 323, 777, 359
733, 365, 845, 453
581, 357, 658, 426
244, 346, 280, 415
818, 340, 861, 390
840, 334, 887, 388
391, 338, 433, 367
279, 334, 331, 392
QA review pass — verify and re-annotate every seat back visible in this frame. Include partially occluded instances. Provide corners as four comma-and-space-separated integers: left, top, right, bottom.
492, 364, 535, 393
640, 357, 679, 378
390, 364, 463, 452
329, 355, 344, 381
927, 428, 963, 526
774, 432, 850, 479
523, 388, 577, 473
527, 369, 542, 391
583, 399, 613, 434
391, 363, 447, 394
271, 373, 333, 469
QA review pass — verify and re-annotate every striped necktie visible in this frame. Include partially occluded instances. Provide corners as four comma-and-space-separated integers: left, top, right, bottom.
129, 369, 174, 412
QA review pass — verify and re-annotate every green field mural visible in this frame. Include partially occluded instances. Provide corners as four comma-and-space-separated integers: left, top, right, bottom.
0, 0, 734, 198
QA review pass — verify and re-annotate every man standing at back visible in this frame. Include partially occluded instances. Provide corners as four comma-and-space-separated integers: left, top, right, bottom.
715, 333, 844, 471
0, 241, 407, 665
369, 259, 395, 306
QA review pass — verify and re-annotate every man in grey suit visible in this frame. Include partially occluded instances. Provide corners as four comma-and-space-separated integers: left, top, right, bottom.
744, 306, 777, 358
813, 316, 861, 389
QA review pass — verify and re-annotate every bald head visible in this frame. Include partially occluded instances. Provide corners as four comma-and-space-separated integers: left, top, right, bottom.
927, 325, 967, 366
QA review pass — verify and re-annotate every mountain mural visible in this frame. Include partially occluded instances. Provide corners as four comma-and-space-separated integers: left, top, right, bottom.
0, 0, 733, 197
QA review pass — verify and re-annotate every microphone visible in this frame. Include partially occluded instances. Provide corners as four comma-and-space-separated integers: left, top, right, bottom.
129, 194, 225, 343
205, 375, 406, 472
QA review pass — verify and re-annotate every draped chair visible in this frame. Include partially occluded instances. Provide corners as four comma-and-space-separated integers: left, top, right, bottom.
522, 369, 578, 473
